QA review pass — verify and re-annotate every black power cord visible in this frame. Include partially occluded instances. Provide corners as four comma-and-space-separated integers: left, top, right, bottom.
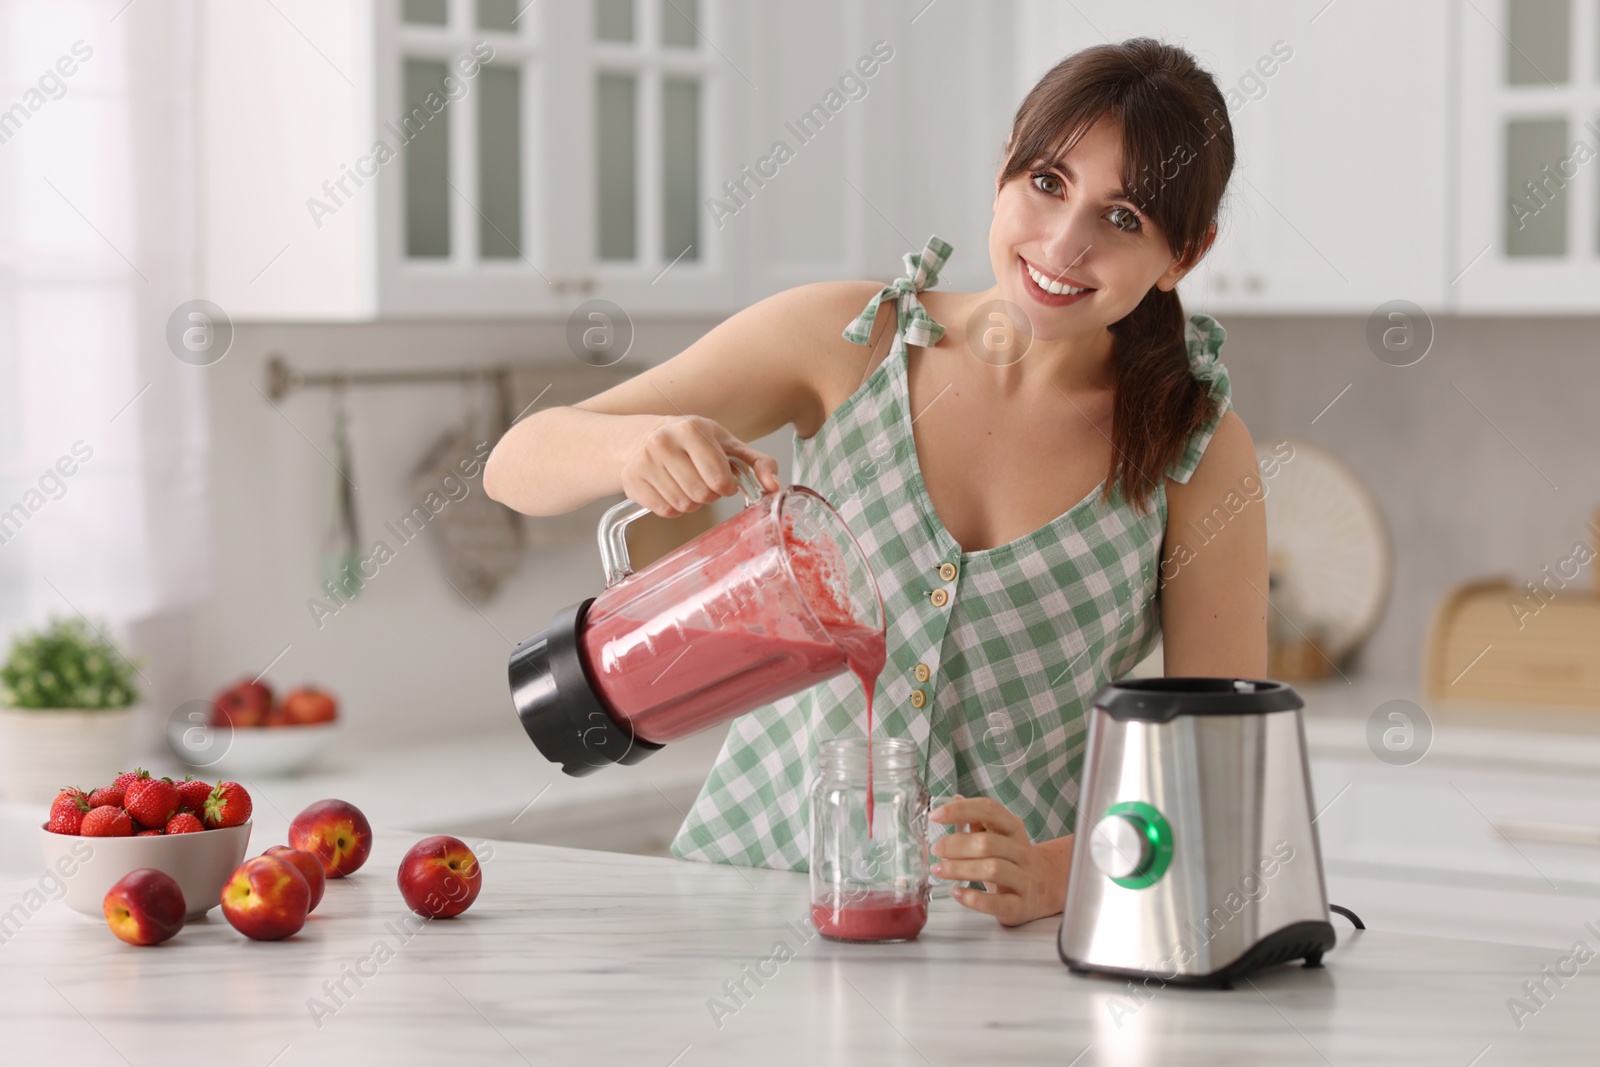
1329, 903, 1365, 929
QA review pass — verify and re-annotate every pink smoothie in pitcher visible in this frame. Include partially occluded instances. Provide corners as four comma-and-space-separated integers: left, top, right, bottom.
586, 622, 883, 744
579, 499, 886, 759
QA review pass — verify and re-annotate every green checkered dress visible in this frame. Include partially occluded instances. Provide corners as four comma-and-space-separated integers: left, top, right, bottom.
670, 234, 1233, 872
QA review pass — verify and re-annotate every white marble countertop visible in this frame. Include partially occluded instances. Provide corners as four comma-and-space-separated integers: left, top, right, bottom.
3, 816, 1594, 1066
0, 720, 732, 875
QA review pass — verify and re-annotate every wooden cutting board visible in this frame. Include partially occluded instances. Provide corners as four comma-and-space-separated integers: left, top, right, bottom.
1424, 511, 1600, 708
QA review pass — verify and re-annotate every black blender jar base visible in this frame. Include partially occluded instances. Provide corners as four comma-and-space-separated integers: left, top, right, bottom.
509, 599, 663, 777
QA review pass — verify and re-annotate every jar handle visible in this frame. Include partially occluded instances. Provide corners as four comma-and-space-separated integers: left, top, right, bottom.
597, 457, 767, 587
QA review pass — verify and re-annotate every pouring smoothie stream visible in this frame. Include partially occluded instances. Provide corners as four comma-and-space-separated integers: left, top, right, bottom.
506, 460, 894, 838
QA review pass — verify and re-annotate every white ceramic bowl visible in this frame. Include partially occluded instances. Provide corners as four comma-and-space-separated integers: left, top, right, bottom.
39, 822, 251, 920
168, 720, 336, 777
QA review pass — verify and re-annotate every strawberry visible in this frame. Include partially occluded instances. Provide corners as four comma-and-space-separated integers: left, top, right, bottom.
80, 806, 133, 837
87, 785, 125, 809
46, 806, 86, 835
203, 781, 252, 829
50, 789, 89, 820
165, 812, 204, 835
52, 786, 87, 809
124, 777, 180, 830
176, 777, 213, 813
113, 768, 149, 792
135, 829, 163, 836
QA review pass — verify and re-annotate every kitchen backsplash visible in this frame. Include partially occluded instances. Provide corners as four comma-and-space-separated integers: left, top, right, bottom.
173, 310, 1599, 748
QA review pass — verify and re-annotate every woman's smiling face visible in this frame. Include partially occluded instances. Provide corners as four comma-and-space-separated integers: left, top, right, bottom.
989, 111, 1200, 339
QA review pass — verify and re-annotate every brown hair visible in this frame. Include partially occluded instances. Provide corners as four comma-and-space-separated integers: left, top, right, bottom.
997, 38, 1235, 514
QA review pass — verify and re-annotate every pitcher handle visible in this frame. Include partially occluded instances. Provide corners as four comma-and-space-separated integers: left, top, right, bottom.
597, 457, 767, 587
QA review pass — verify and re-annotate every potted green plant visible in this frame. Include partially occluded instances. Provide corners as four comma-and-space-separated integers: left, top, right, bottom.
0, 615, 142, 804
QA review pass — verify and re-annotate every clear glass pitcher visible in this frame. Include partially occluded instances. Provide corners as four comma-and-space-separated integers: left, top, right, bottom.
578, 460, 886, 745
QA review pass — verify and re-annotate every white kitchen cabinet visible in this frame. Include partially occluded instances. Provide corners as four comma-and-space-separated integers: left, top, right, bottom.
1305, 710, 1600, 952
1015, 1, 1453, 315
199, 0, 1023, 320
209, 1, 1598, 320
1456, 0, 1600, 312
738, 1, 1020, 299
199, 1, 376, 320
201, 0, 747, 319
523, 0, 747, 316
1225, 0, 1451, 313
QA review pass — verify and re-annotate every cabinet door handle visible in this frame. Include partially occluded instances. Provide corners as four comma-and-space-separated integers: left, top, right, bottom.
1493, 821, 1600, 847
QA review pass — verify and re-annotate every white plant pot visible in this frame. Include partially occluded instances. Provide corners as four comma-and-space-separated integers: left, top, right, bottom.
1, 707, 136, 804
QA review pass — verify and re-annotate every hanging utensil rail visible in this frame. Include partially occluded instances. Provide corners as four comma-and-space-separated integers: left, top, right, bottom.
265, 354, 512, 401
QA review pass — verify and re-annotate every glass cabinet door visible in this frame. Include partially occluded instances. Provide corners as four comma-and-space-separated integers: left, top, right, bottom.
377, 0, 740, 316
1458, 0, 1600, 310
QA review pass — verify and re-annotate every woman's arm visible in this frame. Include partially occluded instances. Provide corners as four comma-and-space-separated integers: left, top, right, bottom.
1158, 411, 1270, 677
483, 280, 887, 517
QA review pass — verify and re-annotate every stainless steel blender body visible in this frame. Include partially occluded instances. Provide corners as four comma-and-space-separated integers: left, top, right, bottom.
1059, 678, 1335, 986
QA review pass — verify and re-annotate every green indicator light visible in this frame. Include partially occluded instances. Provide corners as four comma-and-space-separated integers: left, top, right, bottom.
1103, 800, 1173, 889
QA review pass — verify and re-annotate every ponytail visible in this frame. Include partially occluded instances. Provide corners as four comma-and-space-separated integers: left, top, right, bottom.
1108, 285, 1219, 514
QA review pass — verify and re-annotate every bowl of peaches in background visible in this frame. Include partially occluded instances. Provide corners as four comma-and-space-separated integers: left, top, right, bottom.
166, 679, 338, 778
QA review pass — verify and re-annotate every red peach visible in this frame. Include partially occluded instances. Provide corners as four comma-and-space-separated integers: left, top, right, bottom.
397, 835, 483, 919
219, 855, 309, 940
264, 845, 326, 913
288, 799, 372, 878
283, 686, 338, 725
103, 868, 186, 946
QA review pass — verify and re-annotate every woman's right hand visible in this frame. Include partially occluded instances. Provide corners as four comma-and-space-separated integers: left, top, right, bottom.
621, 415, 782, 518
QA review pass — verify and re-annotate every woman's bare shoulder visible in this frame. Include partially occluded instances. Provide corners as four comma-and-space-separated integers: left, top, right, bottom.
741, 280, 895, 412
761, 279, 893, 344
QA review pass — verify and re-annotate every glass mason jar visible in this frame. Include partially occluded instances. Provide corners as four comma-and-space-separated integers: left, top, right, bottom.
809, 737, 931, 942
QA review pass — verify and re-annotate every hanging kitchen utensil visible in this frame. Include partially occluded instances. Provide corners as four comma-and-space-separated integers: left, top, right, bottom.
319, 380, 365, 600
408, 371, 524, 603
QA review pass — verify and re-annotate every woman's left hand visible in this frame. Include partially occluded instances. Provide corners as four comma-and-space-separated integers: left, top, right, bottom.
928, 795, 1073, 927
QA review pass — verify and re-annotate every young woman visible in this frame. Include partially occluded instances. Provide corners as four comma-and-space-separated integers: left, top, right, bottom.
485, 38, 1267, 927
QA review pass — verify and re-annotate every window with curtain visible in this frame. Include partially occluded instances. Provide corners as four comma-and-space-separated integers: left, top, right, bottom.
0, 0, 209, 647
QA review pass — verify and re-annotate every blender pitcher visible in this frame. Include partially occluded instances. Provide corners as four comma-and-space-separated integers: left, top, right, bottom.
509, 460, 886, 776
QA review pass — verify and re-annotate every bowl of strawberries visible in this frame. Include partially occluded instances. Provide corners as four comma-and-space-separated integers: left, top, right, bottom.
167, 679, 338, 778
39, 770, 253, 919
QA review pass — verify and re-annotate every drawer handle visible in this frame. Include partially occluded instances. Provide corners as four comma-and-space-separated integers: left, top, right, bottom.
1493, 821, 1600, 847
